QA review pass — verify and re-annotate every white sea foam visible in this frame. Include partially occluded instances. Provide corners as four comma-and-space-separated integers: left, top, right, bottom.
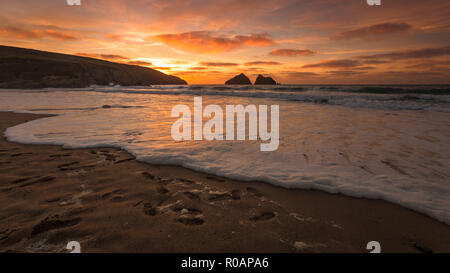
1, 87, 450, 224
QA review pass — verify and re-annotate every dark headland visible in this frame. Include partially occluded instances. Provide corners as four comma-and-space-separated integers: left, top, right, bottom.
0, 45, 187, 88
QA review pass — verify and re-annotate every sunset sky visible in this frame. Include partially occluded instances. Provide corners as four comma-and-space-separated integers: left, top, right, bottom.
1, 0, 449, 84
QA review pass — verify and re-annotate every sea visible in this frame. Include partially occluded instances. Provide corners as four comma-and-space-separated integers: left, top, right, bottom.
1, 84, 449, 224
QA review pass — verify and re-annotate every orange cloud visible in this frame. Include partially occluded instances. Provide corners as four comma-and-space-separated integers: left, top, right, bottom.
354, 66, 376, 70
153, 67, 171, 70
156, 31, 274, 53
241, 67, 266, 73
405, 60, 450, 69
244, 61, 282, 66
0, 26, 41, 39
105, 34, 122, 40
302, 59, 361, 69
269, 49, 314, 57
357, 46, 450, 60
43, 29, 77, 41
199, 62, 239, 67
190, 67, 208, 70
281, 71, 319, 77
326, 70, 367, 76
104, 33, 145, 43
0, 26, 77, 41
331, 22, 411, 40
362, 60, 391, 65
127, 60, 152, 66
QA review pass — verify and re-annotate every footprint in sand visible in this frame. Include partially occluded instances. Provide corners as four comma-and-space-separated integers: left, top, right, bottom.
65, 207, 95, 217
249, 211, 276, 222
57, 161, 80, 171
168, 201, 185, 213
176, 216, 204, 225
246, 187, 263, 197
177, 178, 195, 184
180, 208, 202, 215
141, 171, 156, 180
183, 191, 200, 200
175, 206, 204, 225
159, 178, 175, 185
101, 189, 125, 200
0, 228, 17, 241
208, 192, 232, 202
44, 194, 72, 204
110, 195, 125, 202
10, 152, 33, 157
114, 157, 134, 164
10, 176, 39, 184
231, 190, 241, 200
16, 176, 56, 188
150, 199, 205, 225
104, 154, 116, 162
143, 202, 158, 216
31, 216, 82, 236
49, 153, 72, 158
206, 176, 226, 183
157, 186, 169, 194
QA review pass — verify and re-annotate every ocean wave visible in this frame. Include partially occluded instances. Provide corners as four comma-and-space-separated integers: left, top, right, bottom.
78, 86, 450, 112
26, 105, 146, 112
5, 120, 450, 225
2, 88, 450, 225
184, 84, 450, 94
3, 85, 450, 112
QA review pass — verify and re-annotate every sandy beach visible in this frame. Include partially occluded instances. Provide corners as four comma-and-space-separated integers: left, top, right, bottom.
0, 112, 449, 253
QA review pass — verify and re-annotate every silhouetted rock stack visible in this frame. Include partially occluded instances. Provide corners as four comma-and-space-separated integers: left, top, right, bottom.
255, 75, 277, 85
0, 45, 187, 88
254, 74, 277, 85
225, 73, 252, 85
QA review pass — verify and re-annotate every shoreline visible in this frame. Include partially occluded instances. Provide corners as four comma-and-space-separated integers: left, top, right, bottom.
0, 112, 449, 252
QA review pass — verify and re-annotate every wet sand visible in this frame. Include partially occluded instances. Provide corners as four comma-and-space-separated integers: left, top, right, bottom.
0, 112, 449, 253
